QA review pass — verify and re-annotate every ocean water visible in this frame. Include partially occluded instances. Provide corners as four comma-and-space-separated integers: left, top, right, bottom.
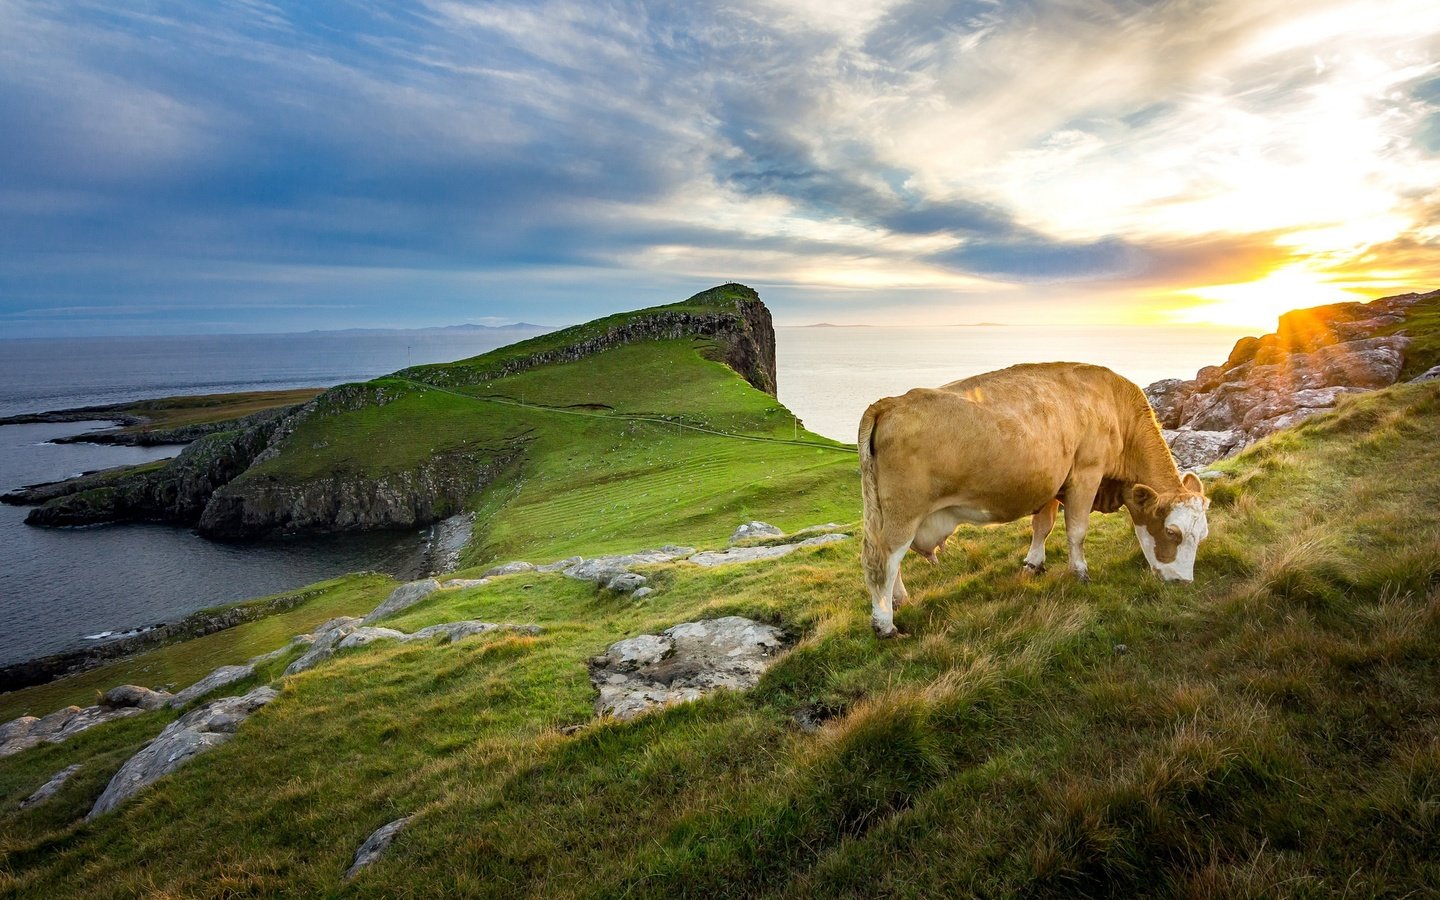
774, 324, 1250, 442
0, 323, 1250, 668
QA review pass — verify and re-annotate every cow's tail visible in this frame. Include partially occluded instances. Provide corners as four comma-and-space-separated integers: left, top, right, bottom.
858, 400, 887, 587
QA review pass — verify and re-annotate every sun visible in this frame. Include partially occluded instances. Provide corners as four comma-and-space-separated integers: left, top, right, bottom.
1171, 266, 1362, 331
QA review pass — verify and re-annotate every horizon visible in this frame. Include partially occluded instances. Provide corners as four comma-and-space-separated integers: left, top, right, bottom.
3, 2, 1439, 338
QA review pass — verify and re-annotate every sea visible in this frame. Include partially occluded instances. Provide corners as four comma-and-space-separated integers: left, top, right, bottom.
0, 323, 1250, 668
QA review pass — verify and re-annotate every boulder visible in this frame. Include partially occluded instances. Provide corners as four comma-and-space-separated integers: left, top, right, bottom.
482, 561, 536, 577
1144, 379, 1193, 429
338, 628, 408, 650
689, 533, 849, 568
101, 684, 174, 711
562, 546, 695, 584
363, 578, 442, 623
606, 573, 648, 593
632, 587, 655, 599
407, 621, 542, 642
289, 619, 542, 669
1164, 429, 1244, 471
589, 616, 790, 720
536, 556, 583, 573
19, 764, 82, 810
729, 521, 783, 543
89, 686, 279, 820
346, 816, 412, 880
1412, 365, 1440, 383
1, 704, 145, 758
285, 617, 363, 675
167, 664, 255, 708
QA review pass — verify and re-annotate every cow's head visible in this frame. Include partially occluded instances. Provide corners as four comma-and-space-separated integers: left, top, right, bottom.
1126, 472, 1210, 583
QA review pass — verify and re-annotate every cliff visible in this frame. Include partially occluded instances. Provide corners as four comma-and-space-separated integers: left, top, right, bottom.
1147, 288, 1439, 467
19, 285, 791, 540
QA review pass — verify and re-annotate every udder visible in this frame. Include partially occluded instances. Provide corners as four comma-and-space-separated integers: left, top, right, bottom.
911, 505, 996, 561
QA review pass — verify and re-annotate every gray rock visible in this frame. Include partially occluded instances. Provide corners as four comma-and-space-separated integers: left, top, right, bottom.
285, 618, 363, 675
248, 634, 315, 665
88, 686, 278, 820
1163, 429, 1244, 470
102, 684, 174, 711
689, 533, 849, 567
1, 704, 146, 758
1412, 365, 1440, 383
407, 621, 541, 642
167, 664, 256, 708
632, 587, 655, 599
589, 616, 790, 720
346, 816, 412, 880
482, 561, 536, 577
338, 627, 408, 650
19, 764, 82, 810
606, 573, 648, 593
441, 578, 489, 589
562, 546, 695, 584
52, 705, 145, 741
363, 578, 442, 623
424, 512, 474, 574
536, 556, 583, 573
729, 521, 783, 543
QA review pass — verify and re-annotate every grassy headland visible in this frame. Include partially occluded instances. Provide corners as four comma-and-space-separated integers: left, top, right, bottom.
2, 290, 1439, 896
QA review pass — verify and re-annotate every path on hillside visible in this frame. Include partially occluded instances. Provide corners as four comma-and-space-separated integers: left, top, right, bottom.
395, 378, 859, 454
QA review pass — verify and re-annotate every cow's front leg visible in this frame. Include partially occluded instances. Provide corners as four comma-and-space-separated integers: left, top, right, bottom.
1024, 498, 1060, 574
892, 569, 911, 607
1063, 477, 1101, 582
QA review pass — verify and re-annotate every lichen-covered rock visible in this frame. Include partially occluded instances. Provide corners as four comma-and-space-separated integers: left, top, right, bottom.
346, 816, 412, 880
606, 573, 648, 593
363, 578, 441, 623
689, 533, 849, 567
19, 764, 82, 810
102, 684, 173, 711
730, 521, 783, 543
482, 561, 536, 577
536, 556, 583, 573
562, 546, 695, 584
285, 617, 363, 675
88, 686, 279, 820
338, 627, 408, 650
0, 704, 146, 758
589, 616, 790, 719
167, 664, 255, 708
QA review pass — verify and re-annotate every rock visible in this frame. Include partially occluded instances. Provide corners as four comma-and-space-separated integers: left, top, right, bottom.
562, 546, 695, 584
1412, 365, 1440, 383
441, 578, 489, 589
606, 573, 648, 593
167, 664, 255, 708
363, 578, 442, 623
536, 556, 583, 573
1163, 429, 1244, 470
729, 521, 783, 543
248, 634, 315, 666
632, 587, 655, 599
285, 617, 363, 675
408, 621, 542, 642
589, 616, 791, 720
345, 816, 412, 880
338, 628, 408, 650
423, 512, 473, 575
482, 561, 536, 577
689, 533, 849, 567
19, 764, 82, 810
1144, 379, 1194, 429
1, 704, 146, 758
89, 686, 279, 820
101, 684, 173, 711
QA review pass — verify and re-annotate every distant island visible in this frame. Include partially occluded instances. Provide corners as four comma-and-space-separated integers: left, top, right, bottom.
305, 322, 555, 335
794, 323, 873, 328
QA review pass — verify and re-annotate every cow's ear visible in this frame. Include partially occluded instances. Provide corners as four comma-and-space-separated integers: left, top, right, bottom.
1181, 471, 1204, 495
1130, 483, 1159, 511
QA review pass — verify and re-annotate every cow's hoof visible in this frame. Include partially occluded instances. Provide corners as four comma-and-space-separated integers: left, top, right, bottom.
873, 624, 901, 639
1074, 571, 1090, 583
1022, 562, 1046, 575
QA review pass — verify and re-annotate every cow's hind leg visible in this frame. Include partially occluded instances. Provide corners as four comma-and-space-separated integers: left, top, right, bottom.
1024, 498, 1060, 574
862, 534, 910, 638
1062, 475, 1102, 582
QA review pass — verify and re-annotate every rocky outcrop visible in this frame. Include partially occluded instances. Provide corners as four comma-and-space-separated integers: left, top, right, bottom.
561, 546, 696, 584
690, 533, 849, 567
88, 686, 278, 819
589, 617, 790, 719
0, 704, 146, 758
19, 764, 81, 810
730, 521, 783, 543
1148, 289, 1436, 468
285, 617, 365, 675
49, 405, 297, 447
346, 817, 412, 879
362, 578, 442, 623
167, 664, 255, 708
197, 447, 519, 540
102, 684, 174, 711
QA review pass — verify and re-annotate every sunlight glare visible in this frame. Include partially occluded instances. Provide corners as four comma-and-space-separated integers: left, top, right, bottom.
1172, 266, 1361, 330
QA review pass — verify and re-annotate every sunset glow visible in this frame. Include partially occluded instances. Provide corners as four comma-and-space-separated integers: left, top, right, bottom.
0, 1, 1437, 333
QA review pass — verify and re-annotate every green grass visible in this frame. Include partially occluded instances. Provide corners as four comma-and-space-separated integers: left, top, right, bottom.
4, 378, 1439, 896
99, 389, 323, 435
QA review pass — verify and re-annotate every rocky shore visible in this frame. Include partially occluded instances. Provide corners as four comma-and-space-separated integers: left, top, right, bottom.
1147, 289, 1438, 468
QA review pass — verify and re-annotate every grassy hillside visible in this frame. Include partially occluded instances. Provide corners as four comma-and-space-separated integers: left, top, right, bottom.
3, 359, 1438, 895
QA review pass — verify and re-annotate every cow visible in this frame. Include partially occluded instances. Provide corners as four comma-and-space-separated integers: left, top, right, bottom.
858, 362, 1210, 637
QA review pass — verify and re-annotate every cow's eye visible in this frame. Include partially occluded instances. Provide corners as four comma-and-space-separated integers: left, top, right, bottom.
1165, 525, 1182, 540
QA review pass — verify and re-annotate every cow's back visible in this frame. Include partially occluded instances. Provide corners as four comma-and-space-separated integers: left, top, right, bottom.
865, 363, 1139, 524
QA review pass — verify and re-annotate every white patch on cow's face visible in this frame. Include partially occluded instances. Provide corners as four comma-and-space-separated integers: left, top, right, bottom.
1134, 497, 1209, 583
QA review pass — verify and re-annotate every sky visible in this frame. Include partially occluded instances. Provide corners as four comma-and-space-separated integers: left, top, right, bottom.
2, 0, 1439, 337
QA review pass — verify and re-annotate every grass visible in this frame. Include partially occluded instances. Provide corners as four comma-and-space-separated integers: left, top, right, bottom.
94, 389, 323, 435
3, 375, 1439, 896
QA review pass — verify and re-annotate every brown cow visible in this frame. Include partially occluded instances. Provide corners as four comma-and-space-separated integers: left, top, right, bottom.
858, 362, 1209, 637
